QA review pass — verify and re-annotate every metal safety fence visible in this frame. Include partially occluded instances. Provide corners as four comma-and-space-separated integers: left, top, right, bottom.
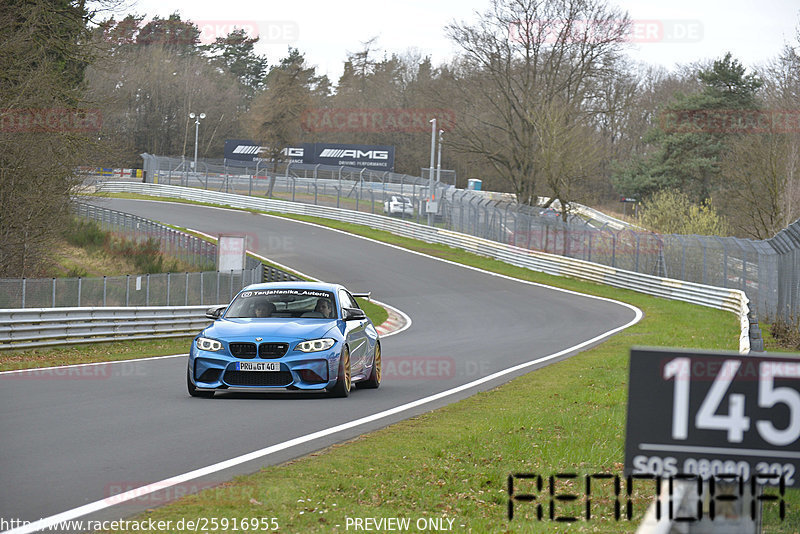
0, 268, 262, 309
113, 156, 800, 332
0, 306, 210, 349
90, 181, 753, 354
138, 153, 440, 223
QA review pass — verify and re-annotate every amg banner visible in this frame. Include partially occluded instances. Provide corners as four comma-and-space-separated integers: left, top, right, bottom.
223, 140, 305, 165
223, 140, 395, 171
310, 143, 394, 170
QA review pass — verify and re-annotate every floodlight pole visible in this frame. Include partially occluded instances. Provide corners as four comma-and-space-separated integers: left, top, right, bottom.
190, 112, 205, 174
428, 118, 436, 226
436, 129, 443, 185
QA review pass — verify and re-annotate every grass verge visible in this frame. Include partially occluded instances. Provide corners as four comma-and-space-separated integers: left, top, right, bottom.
101, 293, 796, 533
82, 192, 799, 533
0, 337, 193, 372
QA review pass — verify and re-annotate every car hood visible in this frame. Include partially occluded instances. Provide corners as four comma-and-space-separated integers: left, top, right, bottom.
202, 318, 338, 342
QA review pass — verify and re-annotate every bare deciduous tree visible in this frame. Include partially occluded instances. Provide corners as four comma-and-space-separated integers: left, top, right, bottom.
247, 49, 322, 195
720, 39, 800, 238
532, 98, 602, 212
445, 0, 630, 205
0, 0, 97, 277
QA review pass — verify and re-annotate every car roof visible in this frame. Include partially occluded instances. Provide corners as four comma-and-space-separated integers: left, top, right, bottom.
239, 281, 343, 293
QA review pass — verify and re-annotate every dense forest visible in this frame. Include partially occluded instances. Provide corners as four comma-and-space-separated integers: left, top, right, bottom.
2, 0, 800, 277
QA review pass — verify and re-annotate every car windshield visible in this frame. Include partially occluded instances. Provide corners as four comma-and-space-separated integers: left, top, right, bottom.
224, 289, 337, 319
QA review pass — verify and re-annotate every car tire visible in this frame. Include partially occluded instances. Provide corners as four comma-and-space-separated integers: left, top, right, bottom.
329, 346, 351, 398
187, 367, 214, 398
360, 342, 381, 389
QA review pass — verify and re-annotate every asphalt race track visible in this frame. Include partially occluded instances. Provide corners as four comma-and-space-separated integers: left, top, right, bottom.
0, 198, 640, 530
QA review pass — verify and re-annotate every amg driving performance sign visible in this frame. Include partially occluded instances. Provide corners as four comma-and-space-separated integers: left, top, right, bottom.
223, 140, 394, 170
311, 143, 394, 170
625, 347, 800, 488
223, 139, 306, 165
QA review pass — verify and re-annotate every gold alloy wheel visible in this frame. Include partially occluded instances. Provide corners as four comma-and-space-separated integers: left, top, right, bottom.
373, 344, 381, 384
343, 348, 351, 392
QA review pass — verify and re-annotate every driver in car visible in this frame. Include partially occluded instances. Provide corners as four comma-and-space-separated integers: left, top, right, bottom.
314, 298, 335, 318
253, 301, 275, 318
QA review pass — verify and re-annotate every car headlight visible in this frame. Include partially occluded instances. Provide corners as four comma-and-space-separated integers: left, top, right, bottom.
196, 337, 223, 352
296, 338, 336, 353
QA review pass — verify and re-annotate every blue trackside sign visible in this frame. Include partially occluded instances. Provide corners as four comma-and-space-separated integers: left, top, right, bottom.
223, 140, 394, 171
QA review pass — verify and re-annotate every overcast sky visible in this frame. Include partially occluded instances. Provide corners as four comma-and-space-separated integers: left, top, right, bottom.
108, 0, 799, 81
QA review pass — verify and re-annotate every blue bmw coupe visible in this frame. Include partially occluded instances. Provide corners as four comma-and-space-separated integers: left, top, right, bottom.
187, 282, 381, 398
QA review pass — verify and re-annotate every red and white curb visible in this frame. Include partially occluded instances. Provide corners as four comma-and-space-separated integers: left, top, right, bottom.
373, 299, 411, 338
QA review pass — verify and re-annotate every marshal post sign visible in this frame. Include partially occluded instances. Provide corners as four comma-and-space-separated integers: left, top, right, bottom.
625, 347, 800, 488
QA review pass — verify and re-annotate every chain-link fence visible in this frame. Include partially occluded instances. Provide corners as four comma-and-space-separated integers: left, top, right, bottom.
0, 202, 284, 308
0, 269, 263, 308
442, 189, 798, 327
139, 153, 443, 223
132, 154, 800, 329
768, 223, 800, 326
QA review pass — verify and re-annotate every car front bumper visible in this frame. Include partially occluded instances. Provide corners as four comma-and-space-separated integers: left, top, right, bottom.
189, 346, 343, 392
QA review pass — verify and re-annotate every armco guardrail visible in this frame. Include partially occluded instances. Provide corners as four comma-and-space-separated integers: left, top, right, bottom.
0, 306, 209, 349
93, 182, 751, 353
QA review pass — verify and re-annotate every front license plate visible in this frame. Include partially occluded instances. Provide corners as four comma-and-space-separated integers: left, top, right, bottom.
237, 361, 280, 372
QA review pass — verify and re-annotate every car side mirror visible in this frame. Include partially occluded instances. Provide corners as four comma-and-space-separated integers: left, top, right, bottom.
205, 305, 226, 320
342, 307, 366, 321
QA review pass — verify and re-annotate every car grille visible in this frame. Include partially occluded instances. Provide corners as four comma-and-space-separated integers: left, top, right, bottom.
229, 342, 257, 358
259, 342, 289, 358
223, 370, 293, 387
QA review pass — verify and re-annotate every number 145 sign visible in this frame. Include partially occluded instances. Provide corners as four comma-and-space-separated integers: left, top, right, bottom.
625, 348, 800, 488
